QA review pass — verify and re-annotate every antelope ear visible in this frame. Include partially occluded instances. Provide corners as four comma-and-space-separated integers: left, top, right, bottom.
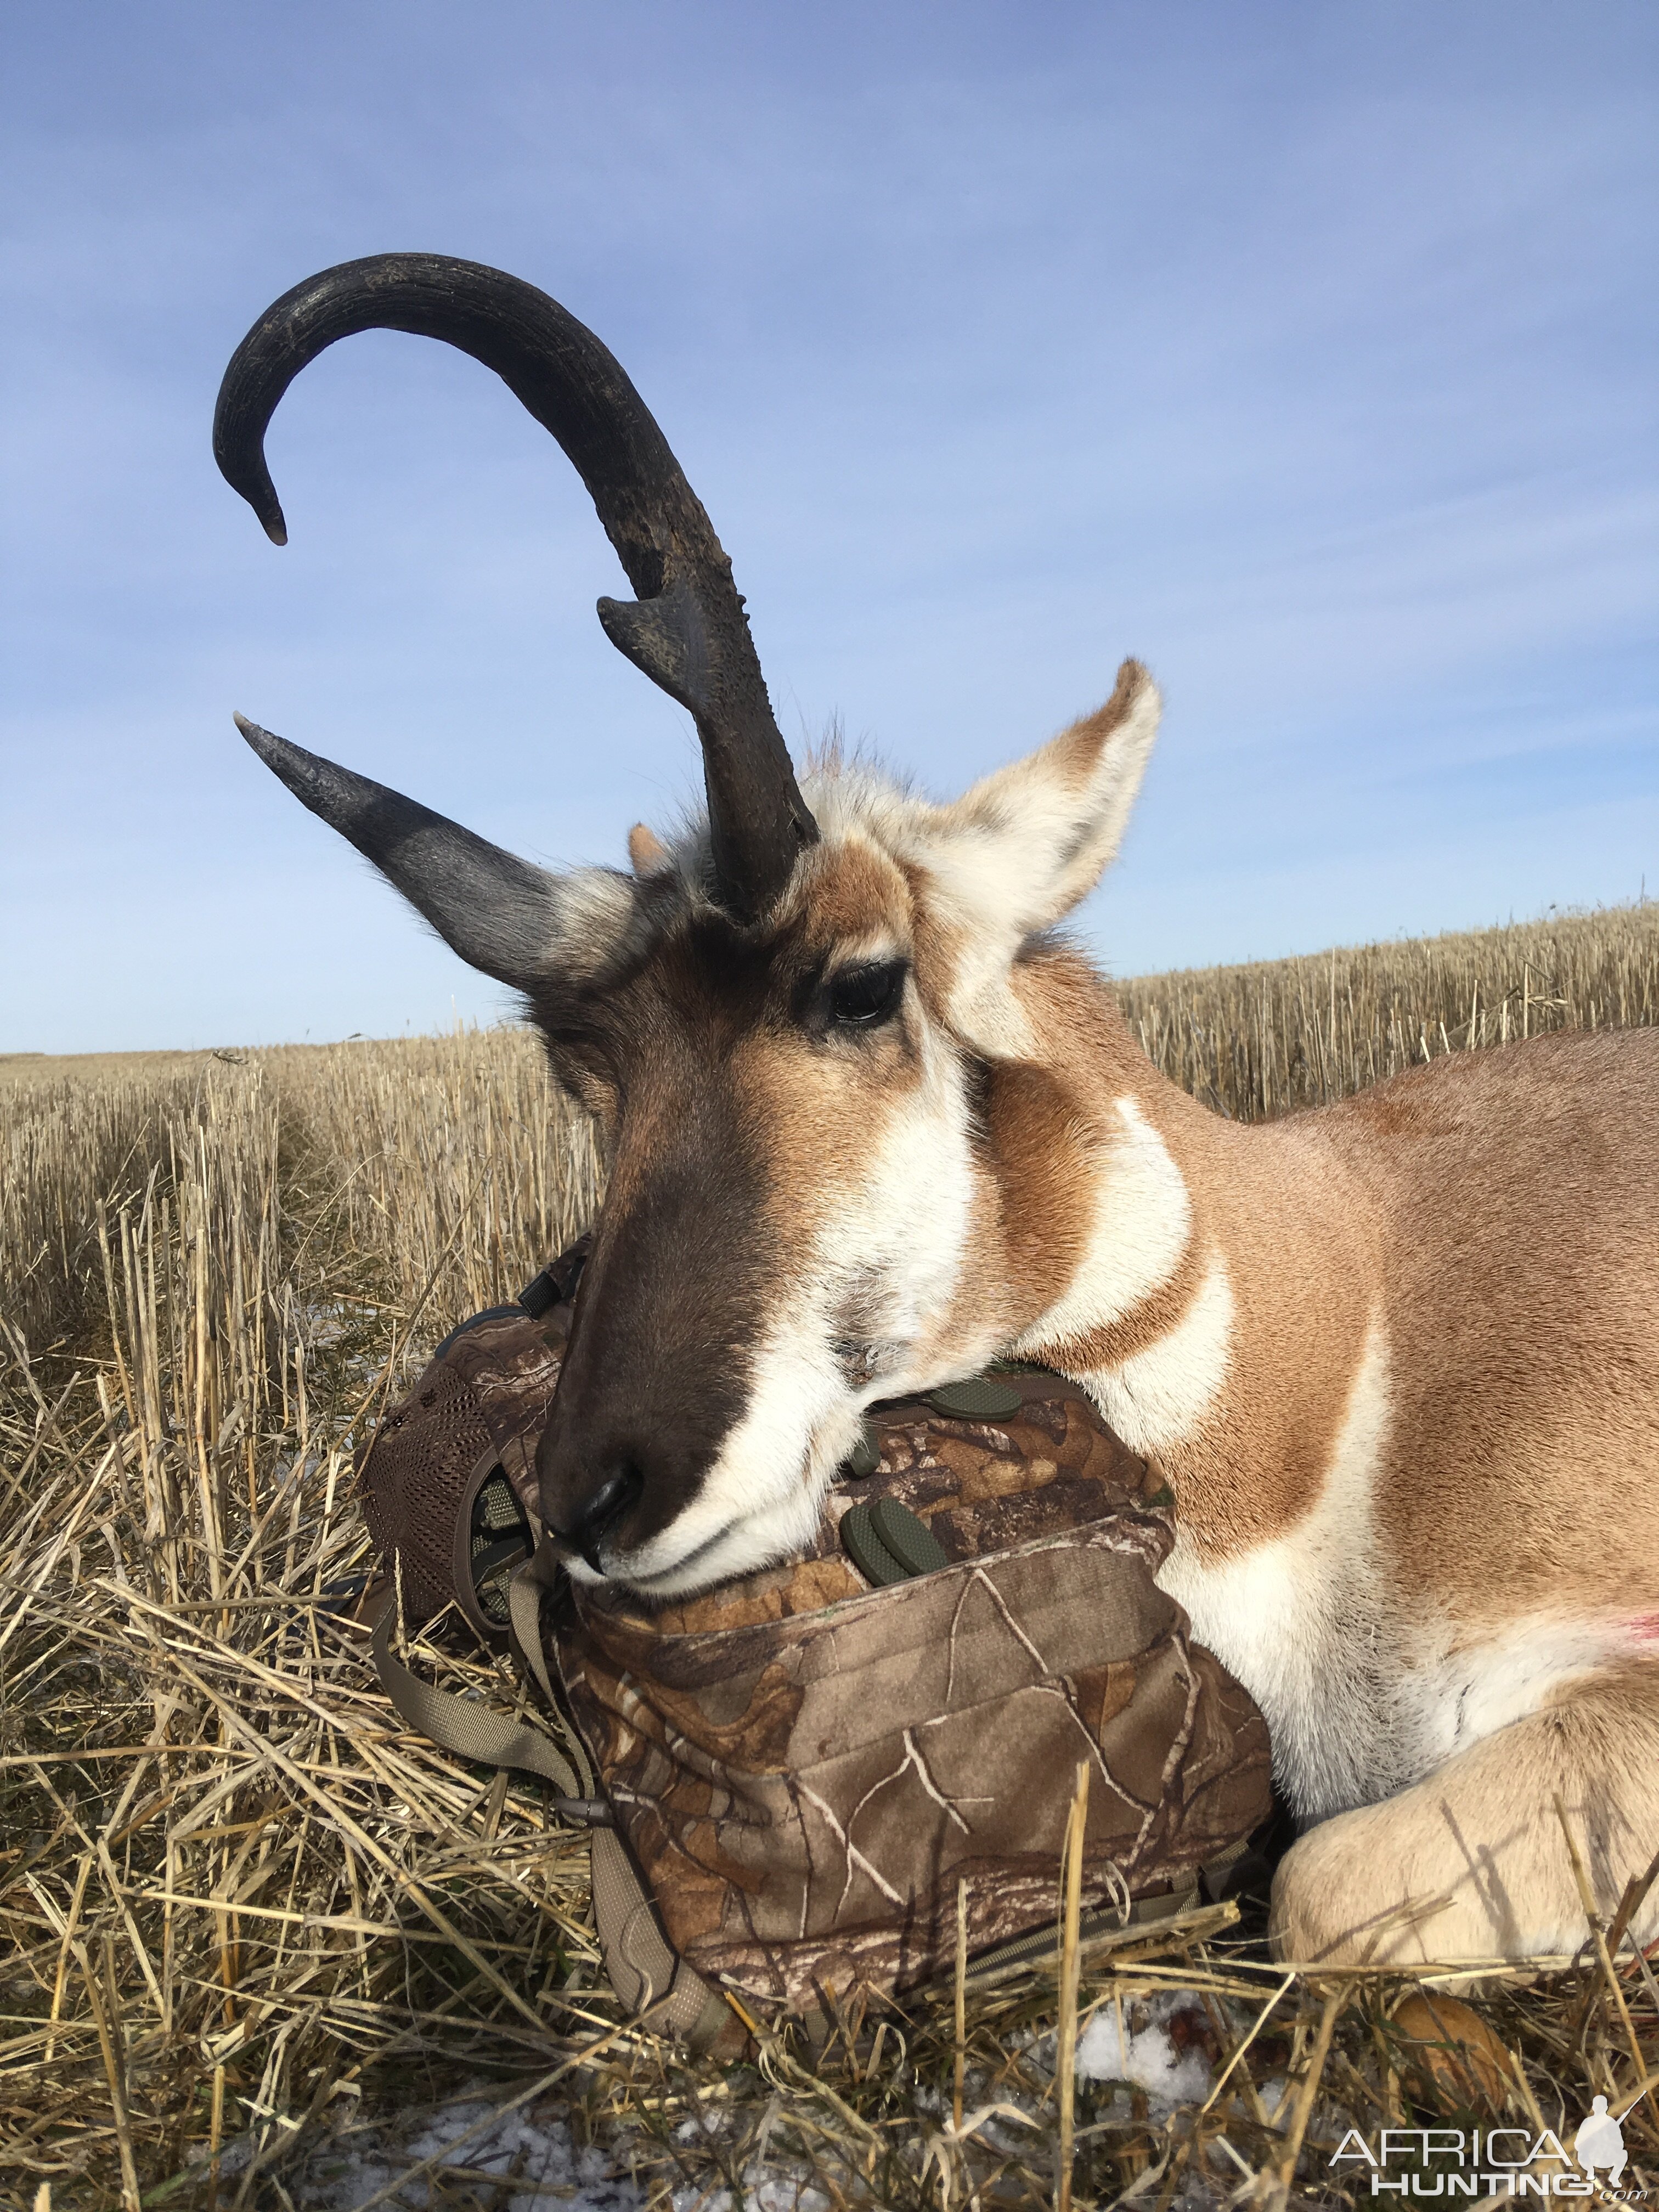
627, 822, 670, 876
915, 660, 1160, 1050
944, 659, 1159, 929
236, 713, 630, 990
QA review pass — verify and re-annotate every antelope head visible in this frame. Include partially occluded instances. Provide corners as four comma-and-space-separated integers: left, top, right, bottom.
217, 255, 1160, 1597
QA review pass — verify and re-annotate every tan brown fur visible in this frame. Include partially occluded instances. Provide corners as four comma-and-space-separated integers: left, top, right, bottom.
1338, 1032, 1659, 1623
950, 952, 1659, 1960
996, 960, 1659, 1600
1272, 1663, 1659, 1961
785, 836, 912, 957
971, 1059, 1093, 1323
1035, 1236, 1215, 1397
972, 956, 1382, 1551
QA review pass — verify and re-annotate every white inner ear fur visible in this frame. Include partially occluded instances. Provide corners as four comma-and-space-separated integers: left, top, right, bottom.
918, 660, 1158, 1055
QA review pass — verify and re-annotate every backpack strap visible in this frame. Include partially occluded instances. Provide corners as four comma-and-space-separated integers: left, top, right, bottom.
508, 1566, 769, 2054
370, 1576, 740, 2052
589, 1827, 742, 2053
506, 1563, 569, 1720
369, 1583, 601, 1816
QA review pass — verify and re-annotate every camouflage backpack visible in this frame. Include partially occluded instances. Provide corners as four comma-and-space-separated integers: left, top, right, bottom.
357, 1243, 1273, 2050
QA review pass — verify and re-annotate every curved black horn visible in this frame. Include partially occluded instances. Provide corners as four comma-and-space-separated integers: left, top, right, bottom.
214, 252, 818, 919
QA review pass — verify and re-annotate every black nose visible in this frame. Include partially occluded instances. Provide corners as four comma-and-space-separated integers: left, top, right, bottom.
558, 1464, 644, 1575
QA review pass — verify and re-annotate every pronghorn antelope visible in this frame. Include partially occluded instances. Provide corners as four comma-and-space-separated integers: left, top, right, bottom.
218, 255, 1659, 1968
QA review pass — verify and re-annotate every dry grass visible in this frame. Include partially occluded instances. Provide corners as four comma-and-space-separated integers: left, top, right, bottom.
3, 904, 1657, 2209
1118, 900, 1659, 1120
1, 1038, 602, 2209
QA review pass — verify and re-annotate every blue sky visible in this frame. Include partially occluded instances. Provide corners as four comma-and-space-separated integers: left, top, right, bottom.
3, 2, 1655, 1052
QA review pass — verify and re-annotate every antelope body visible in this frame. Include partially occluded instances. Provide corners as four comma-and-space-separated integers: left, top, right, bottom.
218, 255, 1659, 1967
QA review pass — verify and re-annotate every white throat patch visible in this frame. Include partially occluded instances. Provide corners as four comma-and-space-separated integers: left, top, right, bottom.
1156, 1324, 1401, 1819
1013, 1093, 1194, 1356
1085, 1257, 1234, 1458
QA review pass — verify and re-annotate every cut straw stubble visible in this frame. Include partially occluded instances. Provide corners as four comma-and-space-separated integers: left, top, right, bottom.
1056, 1757, 1090, 2212
955, 1873, 968, 2137
1554, 1792, 1659, 2137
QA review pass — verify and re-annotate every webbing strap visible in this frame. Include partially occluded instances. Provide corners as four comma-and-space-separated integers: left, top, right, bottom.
507, 1567, 563, 1718
507, 1565, 595, 1799
371, 1600, 730, 2048
370, 1595, 594, 1806
371, 1595, 730, 2046
589, 1827, 735, 2052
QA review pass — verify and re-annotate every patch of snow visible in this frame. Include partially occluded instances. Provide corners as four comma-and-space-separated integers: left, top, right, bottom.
680, 2187, 832, 2212
1258, 2075, 1291, 2126
188, 2129, 256, 2179
297, 2090, 644, 2211
294, 2083, 840, 2212
1073, 1988, 1216, 2112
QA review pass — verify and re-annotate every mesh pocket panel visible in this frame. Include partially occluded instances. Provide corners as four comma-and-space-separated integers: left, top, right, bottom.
358, 1361, 494, 1628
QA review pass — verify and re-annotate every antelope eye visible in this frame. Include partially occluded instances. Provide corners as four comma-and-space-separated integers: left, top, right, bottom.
827, 960, 906, 1028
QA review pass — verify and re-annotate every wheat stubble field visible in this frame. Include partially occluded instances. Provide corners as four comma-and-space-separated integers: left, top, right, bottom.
2, 902, 1657, 2209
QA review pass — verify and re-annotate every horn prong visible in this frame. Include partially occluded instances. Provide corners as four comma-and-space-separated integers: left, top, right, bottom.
597, 585, 709, 715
